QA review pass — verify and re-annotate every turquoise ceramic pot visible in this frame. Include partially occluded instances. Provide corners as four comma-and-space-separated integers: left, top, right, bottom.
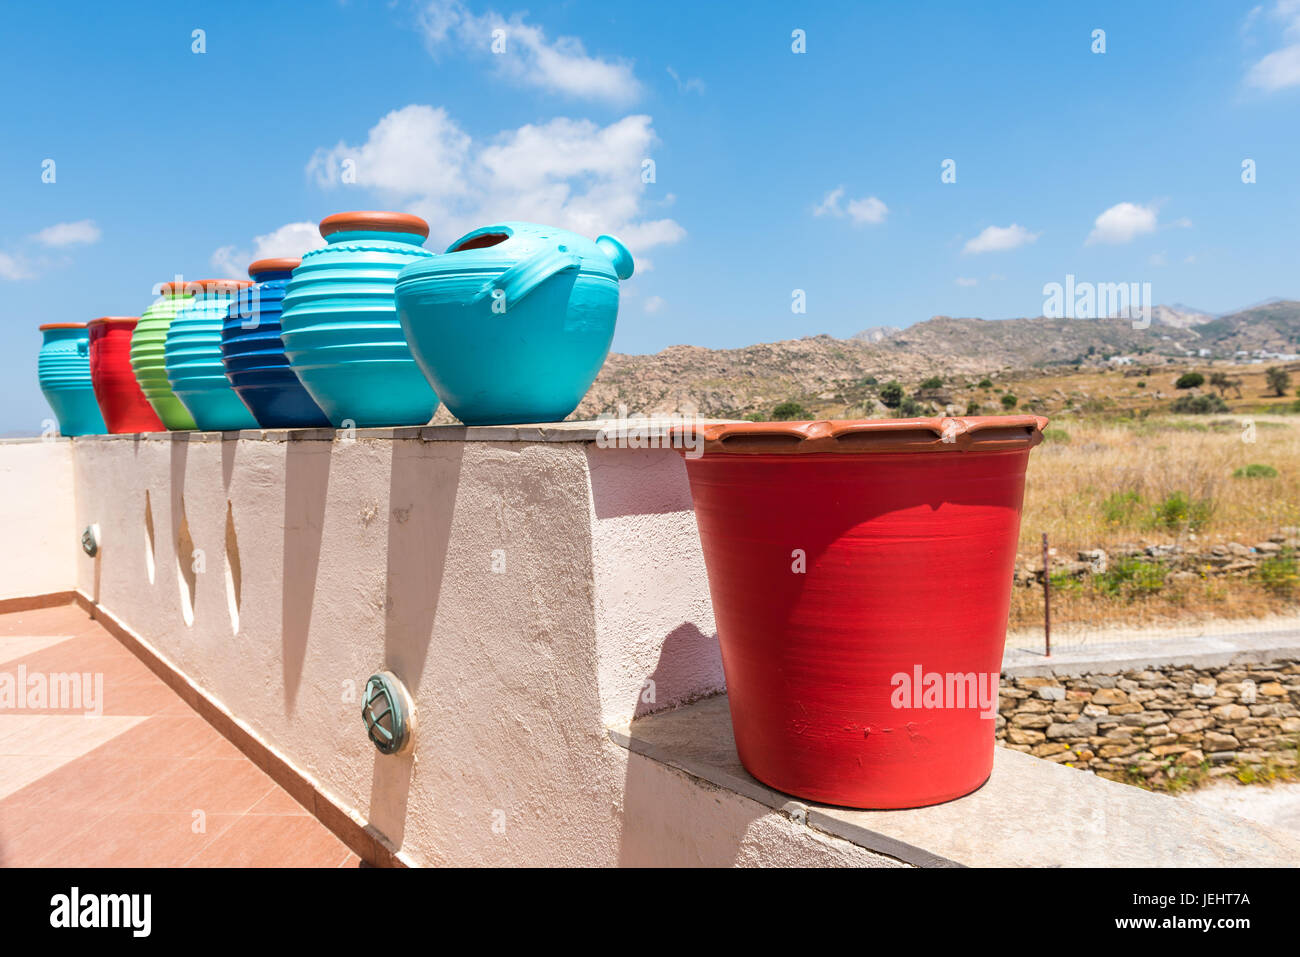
394, 222, 633, 425
280, 211, 439, 427
165, 279, 260, 431
37, 323, 106, 435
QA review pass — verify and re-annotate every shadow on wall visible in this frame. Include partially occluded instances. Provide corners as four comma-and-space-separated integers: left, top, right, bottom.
168, 436, 197, 626
616, 628, 753, 866
281, 439, 330, 712
367, 439, 466, 849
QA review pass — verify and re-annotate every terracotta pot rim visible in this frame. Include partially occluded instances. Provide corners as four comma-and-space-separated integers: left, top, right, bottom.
193, 279, 254, 290
87, 316, 141, 327
668, 416, 1050, 455
38, 322, 89, 330
247, 257, 301, 277
319, 211, 429, 240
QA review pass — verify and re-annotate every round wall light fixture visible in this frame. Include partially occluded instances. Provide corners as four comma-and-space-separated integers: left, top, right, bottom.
362, 671, 416, 755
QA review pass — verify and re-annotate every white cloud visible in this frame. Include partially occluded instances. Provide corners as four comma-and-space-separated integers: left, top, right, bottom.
307, 105, 470, 199
955, 277, 978, 287
813, 187, 888, 225
1245, 2, 1300, 90
666, 66, 705, 94
306, 105, 684, 261
417, 0, 641, 105
1243, 4, 1265, 36
0, 252, 33, 281
846, 196, 888, 225
1149, 251, 1168, 267
1086, 202, 1158, 245
644, 295, 665, 314
32, 219, 101, 247
813, 187, 845, 217
211, 221, 327, 279
962, 223, 1039, 254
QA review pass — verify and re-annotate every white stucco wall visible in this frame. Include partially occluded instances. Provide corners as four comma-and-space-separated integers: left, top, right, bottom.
57, 428, 892, 867
0, 439, 77, 600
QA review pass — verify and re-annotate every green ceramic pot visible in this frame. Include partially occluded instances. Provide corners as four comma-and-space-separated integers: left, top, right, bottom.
131, 281, 198, 430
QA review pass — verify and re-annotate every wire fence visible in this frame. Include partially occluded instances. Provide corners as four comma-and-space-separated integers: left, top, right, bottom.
1006, 524, 1300, 656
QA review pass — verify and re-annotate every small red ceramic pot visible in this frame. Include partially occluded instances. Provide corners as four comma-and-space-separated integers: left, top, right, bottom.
89, 317, 165, 433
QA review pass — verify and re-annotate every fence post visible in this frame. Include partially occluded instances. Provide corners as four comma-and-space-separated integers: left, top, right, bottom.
1042, 531, 1051, 658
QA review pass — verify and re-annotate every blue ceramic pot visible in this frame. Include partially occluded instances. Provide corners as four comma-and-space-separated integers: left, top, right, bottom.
165, 279, 261, 431
37, 323, 105, 435
280, 211, 439, 428
394, 222, 633, 425
221, 258, 330, 429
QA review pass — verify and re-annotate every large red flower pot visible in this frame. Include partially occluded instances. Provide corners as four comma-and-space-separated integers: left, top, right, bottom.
673, 417, 1047, 809
89, 317, 165, 434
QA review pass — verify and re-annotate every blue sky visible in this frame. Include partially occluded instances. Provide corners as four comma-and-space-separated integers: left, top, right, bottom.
4, 0, 1300, 432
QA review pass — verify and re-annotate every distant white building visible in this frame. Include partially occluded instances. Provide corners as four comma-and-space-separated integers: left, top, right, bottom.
1108, 355, 1136, 366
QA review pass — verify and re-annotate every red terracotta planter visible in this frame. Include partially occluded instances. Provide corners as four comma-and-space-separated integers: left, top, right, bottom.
89, 317, 165, 434
672, 417, 1047, 809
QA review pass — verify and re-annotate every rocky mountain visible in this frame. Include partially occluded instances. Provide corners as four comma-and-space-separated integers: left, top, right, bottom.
1192, 300, 1300, 355
575, 301, 1300, 420
1150, 304, 1214, 329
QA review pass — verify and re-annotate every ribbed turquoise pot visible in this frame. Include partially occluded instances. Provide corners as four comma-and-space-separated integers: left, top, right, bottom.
165, 280, 260, 431
280, 211, 439, 428
38, 323, 105, 435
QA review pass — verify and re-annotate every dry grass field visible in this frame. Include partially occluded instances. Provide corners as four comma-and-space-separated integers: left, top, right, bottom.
1008, 413, 1300, 632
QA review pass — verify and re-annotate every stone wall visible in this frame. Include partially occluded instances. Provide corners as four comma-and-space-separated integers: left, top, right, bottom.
1013, 528, 1300, 590
996, 659, 1300, 788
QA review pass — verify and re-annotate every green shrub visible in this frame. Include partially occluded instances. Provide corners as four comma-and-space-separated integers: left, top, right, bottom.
978, 378, 993, 389
1136, 380, 1146, 388
1043, 428, 1070, 443
898, 397, 925, 417
771, 401, 807, 421
1233, 463, 1278, 479
1147, 491, 1213, 532
1048, 571, 1084, 594
965, 402, 981, 415
879, 382, 904, 408
1255, 550, 1299, 594
1101, 490, 1143, 526
1000, 393, 1018, 409
1094, 557, 1166, 599
743, 412, 765, 422
1175, 371, 1205, 389
919, 376, 944, 390
1265, 366, 1292, 397
1170, 393, 1230, 414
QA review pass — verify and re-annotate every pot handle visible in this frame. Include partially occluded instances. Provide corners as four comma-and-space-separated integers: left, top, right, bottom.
473, 246, 581, 309
76, 339, 89, 357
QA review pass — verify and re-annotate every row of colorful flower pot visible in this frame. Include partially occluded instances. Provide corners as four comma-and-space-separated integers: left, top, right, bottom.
37, 212, 1048, 814
38, 212, 635, 436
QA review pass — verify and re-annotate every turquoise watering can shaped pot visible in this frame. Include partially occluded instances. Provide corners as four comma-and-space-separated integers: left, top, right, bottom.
395, 222, 633, 425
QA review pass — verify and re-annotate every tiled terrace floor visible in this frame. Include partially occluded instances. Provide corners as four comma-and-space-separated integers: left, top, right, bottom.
0, 603, 358, 867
